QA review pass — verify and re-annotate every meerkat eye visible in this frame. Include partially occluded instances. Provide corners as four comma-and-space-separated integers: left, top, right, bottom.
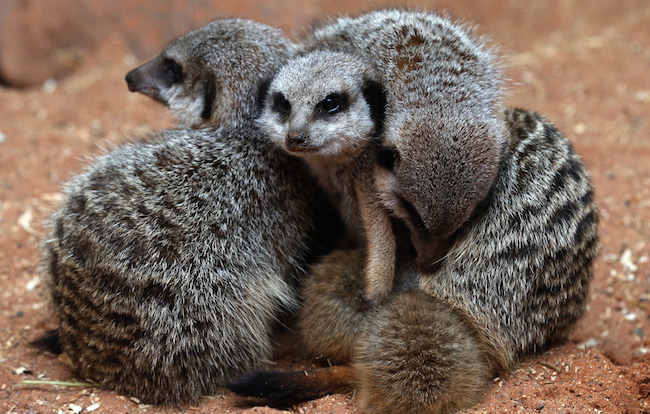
317, 93, 348, 118
161, 58, 183, 86
271, 92, 291, 120
323, 94, 340, 112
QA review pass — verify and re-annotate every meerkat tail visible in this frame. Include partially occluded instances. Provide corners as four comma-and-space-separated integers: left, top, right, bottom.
228, 365, 354, 404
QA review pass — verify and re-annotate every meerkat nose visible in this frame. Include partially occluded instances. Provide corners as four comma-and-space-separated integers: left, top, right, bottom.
286, 132, 310, 152
125, 70, 138, 92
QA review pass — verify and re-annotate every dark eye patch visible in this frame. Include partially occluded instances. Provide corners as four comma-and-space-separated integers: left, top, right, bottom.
160, 58, 183, 86
316, 92, 348, 119
271, 92, 291, 121
200, 77, 216, 121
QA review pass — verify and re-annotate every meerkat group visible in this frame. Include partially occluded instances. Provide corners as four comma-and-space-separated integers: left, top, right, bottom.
264, 10, 506, 305
43, 9, 598, 414
231, 9, 598, 414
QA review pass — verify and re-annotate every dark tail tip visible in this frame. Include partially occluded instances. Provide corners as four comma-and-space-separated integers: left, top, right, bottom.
228, 366, 354, 407
29, 329, 62, 354
228, 370, 307, 405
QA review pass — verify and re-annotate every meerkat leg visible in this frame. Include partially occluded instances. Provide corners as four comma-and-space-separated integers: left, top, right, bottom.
356, 182, 396, 306
296, 249, 370, 364
374, 161, 452, 274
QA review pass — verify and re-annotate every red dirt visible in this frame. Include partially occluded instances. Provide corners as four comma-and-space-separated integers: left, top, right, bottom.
1, 0, 649, 413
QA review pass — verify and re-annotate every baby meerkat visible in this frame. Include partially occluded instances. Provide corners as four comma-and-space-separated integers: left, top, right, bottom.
125, 18, 294, 128
295, 9, 507, 304
230, 107, 599, 414
44, 19, 338, 405
258, 51, 391, 304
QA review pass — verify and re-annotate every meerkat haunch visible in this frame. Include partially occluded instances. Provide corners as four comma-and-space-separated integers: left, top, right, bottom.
229, 108, 599, 414
44, 19, 339, 405
125, 18, 294, 128
292, 9, 507, 304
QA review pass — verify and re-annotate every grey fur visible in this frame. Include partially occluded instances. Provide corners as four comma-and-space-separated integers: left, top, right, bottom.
297, 107, 598, 413
45, 19, 337, 404
294, 10, 508, 302
420, 107, 598, 371
125, 18, 294, 128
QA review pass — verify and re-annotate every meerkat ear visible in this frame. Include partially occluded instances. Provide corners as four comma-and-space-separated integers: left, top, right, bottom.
256, 77, 273, 114
200, 77, 217, 121
362, 79, 387, 136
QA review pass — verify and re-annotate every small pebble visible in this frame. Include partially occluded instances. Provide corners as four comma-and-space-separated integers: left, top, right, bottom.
26, 276, 40, 291
42, 78, 58, 94
69, 403, 82, 414
0, 131, 6, 144
579, 338, 601, 348
634, 327, 644, 337
573, 123, 587, 135
13, 367, 31, 375
537, 402, 545, 411
86, 403, 101, 412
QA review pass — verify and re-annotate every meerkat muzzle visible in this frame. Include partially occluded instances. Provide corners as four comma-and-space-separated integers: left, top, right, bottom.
286, 132, 310, 152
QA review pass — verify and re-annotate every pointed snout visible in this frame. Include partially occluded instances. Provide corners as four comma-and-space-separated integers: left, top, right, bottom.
124, 69, 139, 92
124, 57, 167, 105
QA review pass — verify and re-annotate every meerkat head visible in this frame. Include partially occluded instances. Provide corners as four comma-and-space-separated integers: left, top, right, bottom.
125, 19, 294, 128
258, 51, 386, 161
383, 107, 506, 241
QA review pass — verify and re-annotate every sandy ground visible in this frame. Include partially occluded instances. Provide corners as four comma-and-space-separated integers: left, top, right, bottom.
1, 0, 650, 412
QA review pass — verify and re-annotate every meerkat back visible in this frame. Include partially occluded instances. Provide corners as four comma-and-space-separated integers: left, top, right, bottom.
421, 107, 598, 370
44, 19, 338, 405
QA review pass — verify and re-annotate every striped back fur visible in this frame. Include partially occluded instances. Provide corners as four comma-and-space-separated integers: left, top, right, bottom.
421, 107, 599, 371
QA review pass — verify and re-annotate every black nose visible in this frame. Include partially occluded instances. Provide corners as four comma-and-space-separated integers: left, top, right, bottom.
286, 132, 309, 151
125, 70, 137, 92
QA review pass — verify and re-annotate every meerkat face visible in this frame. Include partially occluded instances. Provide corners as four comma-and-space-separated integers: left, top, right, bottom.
125, 19, 293, 128
259, 52, 386, 160
125, 31, 219, 128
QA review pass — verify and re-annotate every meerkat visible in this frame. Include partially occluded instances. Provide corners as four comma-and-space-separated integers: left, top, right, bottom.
125, 18, 294, 128
288, 9, 506, 305
44, 19, 339, 405
230, 107, 599, 414
257, 50, 390, 304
